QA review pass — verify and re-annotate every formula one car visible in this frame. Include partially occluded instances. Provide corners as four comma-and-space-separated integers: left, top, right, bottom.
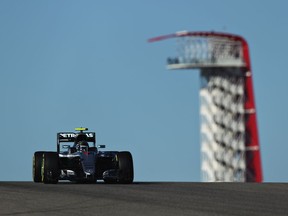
32, 128, 134, 184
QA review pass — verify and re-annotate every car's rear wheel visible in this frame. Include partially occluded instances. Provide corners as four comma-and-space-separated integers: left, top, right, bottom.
117, 151, 134, 184
42, 152, 60, 184
33, 151, 45, 183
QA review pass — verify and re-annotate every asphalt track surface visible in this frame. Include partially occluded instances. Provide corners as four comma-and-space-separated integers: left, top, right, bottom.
0, 182, 288, 216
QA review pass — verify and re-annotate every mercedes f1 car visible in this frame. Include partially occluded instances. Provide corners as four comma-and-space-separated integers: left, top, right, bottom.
32, 128, 134, 184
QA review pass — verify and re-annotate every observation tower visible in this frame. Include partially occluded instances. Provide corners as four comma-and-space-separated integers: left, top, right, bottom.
149, 31, 262, 182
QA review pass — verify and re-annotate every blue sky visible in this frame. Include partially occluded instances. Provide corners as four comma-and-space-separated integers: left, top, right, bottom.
1, 1, 288, 182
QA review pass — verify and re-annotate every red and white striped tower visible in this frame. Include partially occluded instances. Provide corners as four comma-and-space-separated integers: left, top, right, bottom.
149, 31, 262, 182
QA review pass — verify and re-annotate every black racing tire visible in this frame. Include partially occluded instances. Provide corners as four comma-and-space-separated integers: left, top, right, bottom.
42, 152, 60, 184
33, 151, 45, 183
117, 151, 134, 184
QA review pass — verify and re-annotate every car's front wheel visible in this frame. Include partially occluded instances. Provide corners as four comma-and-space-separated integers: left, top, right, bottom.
42, 152, 60, 184
117, 151, 134, 184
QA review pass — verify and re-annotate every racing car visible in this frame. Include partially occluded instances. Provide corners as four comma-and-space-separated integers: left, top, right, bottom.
32, 127, 134, 184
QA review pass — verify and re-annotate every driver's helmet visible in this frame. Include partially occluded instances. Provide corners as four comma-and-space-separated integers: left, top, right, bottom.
77, 140, 89, 152
75, 133, 87, 144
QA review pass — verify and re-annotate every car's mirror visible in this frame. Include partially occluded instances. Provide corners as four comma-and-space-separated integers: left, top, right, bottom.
97, 145, 106, 149
62, 145, 70, 149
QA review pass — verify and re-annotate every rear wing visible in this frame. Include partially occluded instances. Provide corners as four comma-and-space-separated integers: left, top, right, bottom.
57, 132, 96, 143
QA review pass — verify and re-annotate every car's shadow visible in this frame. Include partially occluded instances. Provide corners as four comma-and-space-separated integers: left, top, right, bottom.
57, 181, 163, 185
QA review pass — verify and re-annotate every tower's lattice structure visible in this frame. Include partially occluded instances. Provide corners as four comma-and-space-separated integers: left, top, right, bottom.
149, 31, 262, 182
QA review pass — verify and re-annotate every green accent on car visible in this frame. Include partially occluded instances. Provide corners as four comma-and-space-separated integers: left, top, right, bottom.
75, 127, 88, 131
41, 154, 45, 182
